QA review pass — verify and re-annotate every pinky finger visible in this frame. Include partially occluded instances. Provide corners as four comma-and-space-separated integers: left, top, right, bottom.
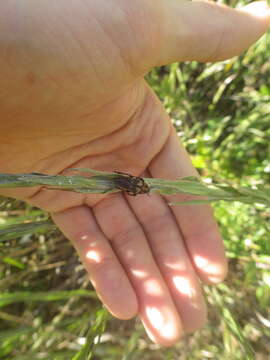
51, 205, 138, 320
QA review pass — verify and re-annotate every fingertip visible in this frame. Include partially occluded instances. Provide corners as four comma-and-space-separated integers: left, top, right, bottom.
109, 303, 138, 320
194, 252, 228, 285
142, 318, 183, 347
206, 260, 228, 285
116, 295, 139, 320
241, 1, 270, 22
184, 304, 208, 334
140, 305, 184, 347
95, 281, 139, 321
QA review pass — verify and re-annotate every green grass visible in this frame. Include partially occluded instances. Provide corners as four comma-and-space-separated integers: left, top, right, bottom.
1, 14, 270, 360
1, 170, 270, 206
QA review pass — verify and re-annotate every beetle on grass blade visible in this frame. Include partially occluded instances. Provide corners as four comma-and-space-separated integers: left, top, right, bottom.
59, 168, 151, 196
113, 171, 150, 196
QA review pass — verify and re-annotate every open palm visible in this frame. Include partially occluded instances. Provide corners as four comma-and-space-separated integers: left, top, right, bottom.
0, 0, 269, 345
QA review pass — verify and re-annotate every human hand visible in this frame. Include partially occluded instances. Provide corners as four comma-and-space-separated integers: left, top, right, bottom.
0, 0, 269, 345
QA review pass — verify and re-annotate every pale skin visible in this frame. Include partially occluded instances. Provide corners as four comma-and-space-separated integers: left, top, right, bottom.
0, 0, 269, 346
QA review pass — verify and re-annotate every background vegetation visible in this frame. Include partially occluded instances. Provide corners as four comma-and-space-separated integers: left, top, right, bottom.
0, 3, 269, 359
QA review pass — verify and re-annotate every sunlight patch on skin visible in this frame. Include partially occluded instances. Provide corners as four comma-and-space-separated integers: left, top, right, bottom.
194, 255, 208, 268
162, 260, 187, 271
143, 279, 163, 296
77, 234, 98, 248
125, 249, 136, 260
131, 269, 148, 278
160, 322, 179, 340
86, 250, 101, 263
194, 255, 225, 283
207, 275, 223, 283
172, 276, 195, 299
146, 307, 164, 329
145, 306, 178, 340
241, 1, 270, 19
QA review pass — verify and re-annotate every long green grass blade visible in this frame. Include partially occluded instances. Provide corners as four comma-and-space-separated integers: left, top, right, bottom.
72, 308, 108, 360
0, 220, 56, 242
0, 170, 269, 206
0, 290, 96, 308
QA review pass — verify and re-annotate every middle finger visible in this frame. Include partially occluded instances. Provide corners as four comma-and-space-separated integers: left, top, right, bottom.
92, 192, 183, 346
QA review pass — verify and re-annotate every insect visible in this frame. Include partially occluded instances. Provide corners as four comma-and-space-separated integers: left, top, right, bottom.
113, 171, 150, 196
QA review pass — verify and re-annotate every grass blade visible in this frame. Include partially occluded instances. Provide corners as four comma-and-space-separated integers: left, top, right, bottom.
0, 220, 56, 242
72, 308, 108, 360
0, 290, 96, 308
0, 170, 269, 206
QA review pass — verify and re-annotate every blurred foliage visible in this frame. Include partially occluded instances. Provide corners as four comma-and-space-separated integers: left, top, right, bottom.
1, 5, 270, 360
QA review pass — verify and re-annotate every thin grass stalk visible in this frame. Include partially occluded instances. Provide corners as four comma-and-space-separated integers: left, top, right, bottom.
0, 169, 269, 206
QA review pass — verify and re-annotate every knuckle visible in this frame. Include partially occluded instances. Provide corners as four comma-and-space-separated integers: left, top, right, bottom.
111, 225, 140, 251
71, 228, 99, 248
145, 211, 173, 236
88, 253, 118, 275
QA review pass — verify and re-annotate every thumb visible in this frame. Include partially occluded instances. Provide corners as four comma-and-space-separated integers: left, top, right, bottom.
150, 0, 270, 66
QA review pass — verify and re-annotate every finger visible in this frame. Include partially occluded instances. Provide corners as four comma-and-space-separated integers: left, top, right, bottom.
51, 205, 138, 320
150, 126, 228, 284
149, 0, 270, 66
91, 193, 183, 346
125, 185, 207, 333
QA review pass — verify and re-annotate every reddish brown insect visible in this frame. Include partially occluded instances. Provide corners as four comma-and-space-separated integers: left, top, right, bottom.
113, 171, 150, 196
